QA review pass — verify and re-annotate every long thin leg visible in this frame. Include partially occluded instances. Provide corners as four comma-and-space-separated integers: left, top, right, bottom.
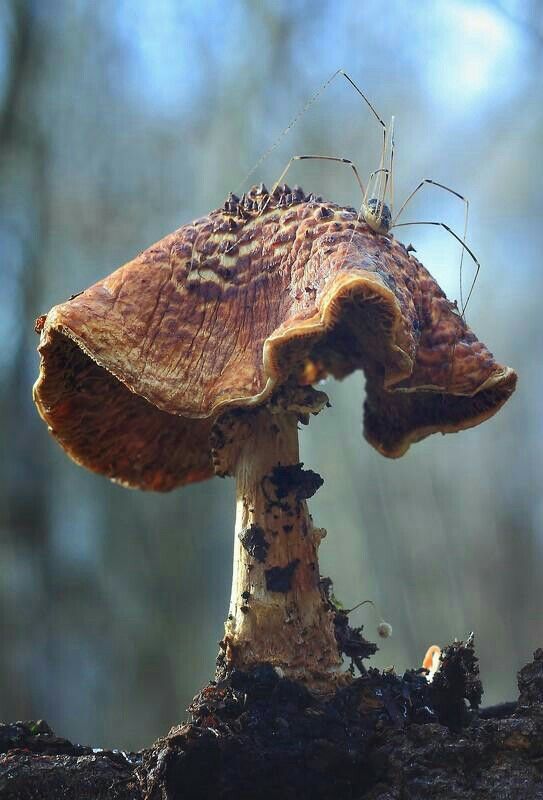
272, 154, 366, 199
365, 167, 390, 205
340, 71, 387, 134
218, 154, 368, 262
339, 71, 387, 190
376, 116, 395, 212
392, 221, 479, 315
224, 71, 391, 267
392, 180, 469, 311
394, 220, 481, 395
389, 116, 395, 214
236, 69, 343, 194
236, 69, 387, 197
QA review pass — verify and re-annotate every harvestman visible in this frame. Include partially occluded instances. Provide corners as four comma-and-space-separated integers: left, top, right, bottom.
263, 69, 480, 320
198, 70, 481, 384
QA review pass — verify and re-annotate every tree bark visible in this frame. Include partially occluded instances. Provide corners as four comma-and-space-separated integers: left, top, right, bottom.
2, 646, 543, 800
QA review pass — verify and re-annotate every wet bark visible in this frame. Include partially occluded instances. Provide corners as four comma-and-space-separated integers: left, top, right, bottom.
2, 646, 542, 800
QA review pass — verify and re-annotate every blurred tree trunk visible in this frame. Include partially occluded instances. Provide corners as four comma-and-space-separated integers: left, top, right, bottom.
0, 0, 54, 718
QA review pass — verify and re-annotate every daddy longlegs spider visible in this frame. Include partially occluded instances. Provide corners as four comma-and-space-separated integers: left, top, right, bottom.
269, 70, 480, 321
205, 70, 481, 389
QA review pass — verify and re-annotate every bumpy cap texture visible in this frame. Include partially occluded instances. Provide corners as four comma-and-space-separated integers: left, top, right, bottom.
34, 185, 516, 490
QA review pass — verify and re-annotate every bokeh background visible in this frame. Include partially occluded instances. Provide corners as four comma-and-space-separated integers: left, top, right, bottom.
1, 0, 542, 750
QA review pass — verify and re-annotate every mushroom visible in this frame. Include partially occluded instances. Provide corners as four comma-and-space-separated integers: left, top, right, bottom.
422, 644, 442, 682
33, 185, 517, 689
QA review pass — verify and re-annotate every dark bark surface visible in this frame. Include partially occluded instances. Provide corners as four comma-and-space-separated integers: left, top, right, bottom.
2, 645, 542, 800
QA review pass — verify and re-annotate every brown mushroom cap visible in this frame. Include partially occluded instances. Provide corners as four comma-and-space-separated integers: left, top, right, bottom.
34, 186, 517, 490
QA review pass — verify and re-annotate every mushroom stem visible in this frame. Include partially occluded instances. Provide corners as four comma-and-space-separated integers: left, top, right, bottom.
216, 402, 341, 686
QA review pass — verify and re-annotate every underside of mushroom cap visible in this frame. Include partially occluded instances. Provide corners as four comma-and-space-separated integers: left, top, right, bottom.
34, 186, 517, 490
34, 328, 214, 490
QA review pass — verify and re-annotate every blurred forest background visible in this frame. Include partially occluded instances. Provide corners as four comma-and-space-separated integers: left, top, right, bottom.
1, 0, 542, 751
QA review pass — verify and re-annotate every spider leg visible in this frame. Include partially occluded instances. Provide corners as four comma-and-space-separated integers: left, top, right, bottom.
236, 68, 387, 195
392, 180, 469, 311
393, 221, 481, 393
392, 220, 479, 316
271, 154, 366, 198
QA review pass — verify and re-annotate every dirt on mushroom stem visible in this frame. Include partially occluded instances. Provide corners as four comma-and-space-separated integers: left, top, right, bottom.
211, 386, 349, 690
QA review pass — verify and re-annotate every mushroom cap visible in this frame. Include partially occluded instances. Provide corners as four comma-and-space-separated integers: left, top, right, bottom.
34, 186, 517, 490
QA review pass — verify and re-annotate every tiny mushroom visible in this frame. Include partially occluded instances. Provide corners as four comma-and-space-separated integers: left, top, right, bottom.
423, 644, 442, 682
34, 185, 516, 689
